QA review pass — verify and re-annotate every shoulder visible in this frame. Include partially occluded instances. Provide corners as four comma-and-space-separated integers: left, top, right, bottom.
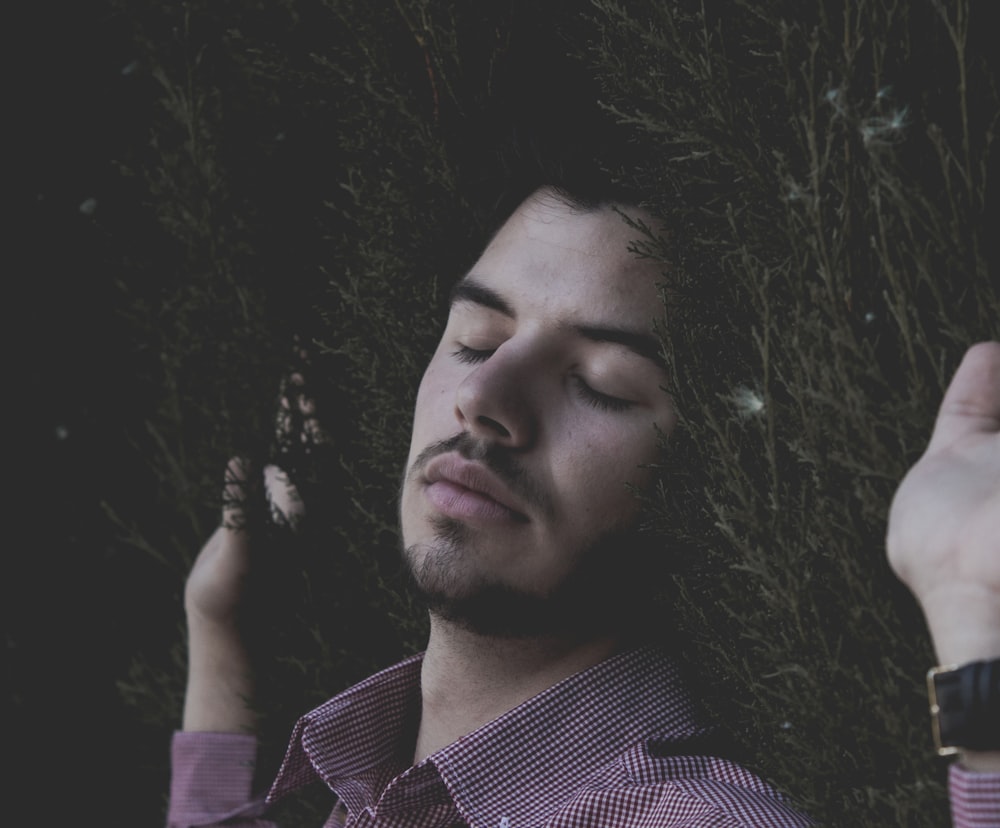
549, 743, 813, 828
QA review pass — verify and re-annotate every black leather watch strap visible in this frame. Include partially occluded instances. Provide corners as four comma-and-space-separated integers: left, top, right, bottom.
927, 659, 1000, 755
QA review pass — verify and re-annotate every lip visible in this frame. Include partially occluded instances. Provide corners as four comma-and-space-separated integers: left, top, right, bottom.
422, 454, 529, 524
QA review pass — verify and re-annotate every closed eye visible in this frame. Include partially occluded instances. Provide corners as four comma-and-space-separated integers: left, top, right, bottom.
453, 345, 637, 412
452, 345, 495, 364
572, 376, 636, 412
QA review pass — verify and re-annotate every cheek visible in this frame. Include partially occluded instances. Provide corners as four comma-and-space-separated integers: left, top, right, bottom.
555, 420, 661, 511
412, 360, 456, 429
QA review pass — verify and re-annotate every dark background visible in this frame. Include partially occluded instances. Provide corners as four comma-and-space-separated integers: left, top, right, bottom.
10, 2, 169, 819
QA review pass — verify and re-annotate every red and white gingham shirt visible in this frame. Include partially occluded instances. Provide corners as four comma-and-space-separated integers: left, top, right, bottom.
168, 648, 1000, 827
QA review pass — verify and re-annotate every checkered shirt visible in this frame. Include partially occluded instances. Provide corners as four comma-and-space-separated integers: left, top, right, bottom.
168, 648, 1000, 827
266, 647, 811, 827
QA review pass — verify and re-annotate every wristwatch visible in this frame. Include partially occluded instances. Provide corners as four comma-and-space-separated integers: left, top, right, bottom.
927, 659, 1000, 755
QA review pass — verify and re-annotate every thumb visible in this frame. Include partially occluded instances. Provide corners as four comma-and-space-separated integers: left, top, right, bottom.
926, 342, 1000, 455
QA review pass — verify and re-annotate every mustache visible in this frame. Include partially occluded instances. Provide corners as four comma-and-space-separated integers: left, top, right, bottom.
405, 433, 555, 518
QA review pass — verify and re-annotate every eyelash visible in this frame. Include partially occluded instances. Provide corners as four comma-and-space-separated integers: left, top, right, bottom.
572, 377, 635, 412
451, 345, 636, 412
452, 345, 494, 364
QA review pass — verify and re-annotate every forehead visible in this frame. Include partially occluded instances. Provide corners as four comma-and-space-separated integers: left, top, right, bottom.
465, 191, 663, 327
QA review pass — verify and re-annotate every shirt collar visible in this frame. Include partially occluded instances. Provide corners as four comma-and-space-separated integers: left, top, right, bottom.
267, 653, 424, 808
268, 647, 706, 828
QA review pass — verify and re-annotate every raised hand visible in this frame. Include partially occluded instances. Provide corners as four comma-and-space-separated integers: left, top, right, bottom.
181, 353, 320, 732
887, 341, 1000, 668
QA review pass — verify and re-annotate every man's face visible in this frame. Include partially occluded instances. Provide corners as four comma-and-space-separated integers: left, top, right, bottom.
399, 188, 676, 637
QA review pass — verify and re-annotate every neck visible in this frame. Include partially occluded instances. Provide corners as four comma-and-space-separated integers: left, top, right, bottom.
413, 616, 619, 763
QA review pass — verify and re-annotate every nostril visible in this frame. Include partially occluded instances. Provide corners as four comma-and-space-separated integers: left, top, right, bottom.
477, 415, 511, 438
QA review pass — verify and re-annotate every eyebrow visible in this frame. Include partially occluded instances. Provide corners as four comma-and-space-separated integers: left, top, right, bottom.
450, 276, 666, 370
450, 278, 515, 317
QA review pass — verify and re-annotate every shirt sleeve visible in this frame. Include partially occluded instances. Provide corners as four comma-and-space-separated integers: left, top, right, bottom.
167, 731, 275, 828
950, 764, 1000, 827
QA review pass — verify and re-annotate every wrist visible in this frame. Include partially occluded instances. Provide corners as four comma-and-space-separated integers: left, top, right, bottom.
183, 615, 255, 733
183, 653, 256, 732
921, 589, 1000, 762
920, 588, 1000, 666
187, 621, 252, 676
959, 751, 1000, 773
932, 633, 1000, 669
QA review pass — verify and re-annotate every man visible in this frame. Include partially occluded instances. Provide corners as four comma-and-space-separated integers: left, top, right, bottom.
169, 186, 1000, 827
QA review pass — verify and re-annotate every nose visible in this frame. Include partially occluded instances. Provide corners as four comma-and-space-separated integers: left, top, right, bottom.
455, 345, 537, 448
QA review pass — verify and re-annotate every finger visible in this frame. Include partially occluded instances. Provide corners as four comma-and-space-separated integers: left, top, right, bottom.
278, 372, 306, 412
264, 464, 306, 530
926, 341, 1000, 454
302, 415, 330, 446
277, 363, 328, 448
288, 374, 325, 443
222, 457, 252, 531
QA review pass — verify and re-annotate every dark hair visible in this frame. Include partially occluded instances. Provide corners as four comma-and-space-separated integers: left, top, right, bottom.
453, 11, 650, 234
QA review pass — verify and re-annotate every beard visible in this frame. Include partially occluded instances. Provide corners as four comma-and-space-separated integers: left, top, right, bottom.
401, 514, 655, 640
399, 431, 664, 640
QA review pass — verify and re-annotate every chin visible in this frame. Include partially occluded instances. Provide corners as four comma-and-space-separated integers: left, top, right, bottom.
400, 517, 644, 640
